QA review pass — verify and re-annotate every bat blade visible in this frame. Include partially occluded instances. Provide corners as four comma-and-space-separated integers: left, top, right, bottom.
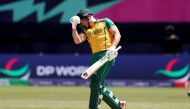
81, 56, 108, 79
81, 46, 122, 80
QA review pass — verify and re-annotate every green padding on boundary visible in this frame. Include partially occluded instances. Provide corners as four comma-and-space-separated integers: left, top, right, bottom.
0, 78, 29, 86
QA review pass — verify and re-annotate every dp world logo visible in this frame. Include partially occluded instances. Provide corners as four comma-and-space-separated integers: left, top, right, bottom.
156, 58, 190, 82
0, 57, 30, 80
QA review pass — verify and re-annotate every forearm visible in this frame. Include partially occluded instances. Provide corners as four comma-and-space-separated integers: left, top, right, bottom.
70, 16, 84, 44
72, 29, 82, 44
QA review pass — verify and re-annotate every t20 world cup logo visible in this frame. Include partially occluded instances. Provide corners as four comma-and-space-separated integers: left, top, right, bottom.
156, 57, 190, 83
0, 57, 30, 80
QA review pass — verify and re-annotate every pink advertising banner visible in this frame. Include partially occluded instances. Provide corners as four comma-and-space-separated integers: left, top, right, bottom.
95, 0, 190, 23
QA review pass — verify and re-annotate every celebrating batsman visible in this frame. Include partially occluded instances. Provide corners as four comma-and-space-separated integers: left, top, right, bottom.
70, 9, 126, 109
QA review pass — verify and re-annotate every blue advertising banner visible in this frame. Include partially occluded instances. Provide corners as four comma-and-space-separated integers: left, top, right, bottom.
111, 53, 190, 81
0, 54, 90, 79
0, 53, 189, 87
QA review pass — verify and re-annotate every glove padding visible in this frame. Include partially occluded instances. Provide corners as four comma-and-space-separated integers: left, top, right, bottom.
105, 46, 118, 61
70, 16, 80, 29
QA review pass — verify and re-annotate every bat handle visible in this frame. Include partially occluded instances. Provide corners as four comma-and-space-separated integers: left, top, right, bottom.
116, 46, 122, 51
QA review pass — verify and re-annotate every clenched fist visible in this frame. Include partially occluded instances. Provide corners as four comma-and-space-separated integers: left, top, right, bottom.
70, 16, 80, 29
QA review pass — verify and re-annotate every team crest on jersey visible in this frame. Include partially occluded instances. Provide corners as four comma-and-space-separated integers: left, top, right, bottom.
87, 28, 103, 37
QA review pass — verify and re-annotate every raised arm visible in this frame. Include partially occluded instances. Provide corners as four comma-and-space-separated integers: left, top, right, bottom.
72, 29, 86, 44
70, 16, 86, 44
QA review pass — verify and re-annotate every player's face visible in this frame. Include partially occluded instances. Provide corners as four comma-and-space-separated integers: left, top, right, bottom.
80, 19, 89, 29
80, 15, 91, 29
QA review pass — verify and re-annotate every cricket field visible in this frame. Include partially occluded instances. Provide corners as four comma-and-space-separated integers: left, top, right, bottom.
0, 86, 189, 109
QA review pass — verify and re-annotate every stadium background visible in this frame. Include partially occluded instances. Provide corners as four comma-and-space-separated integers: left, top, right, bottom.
0, 0, 190, 87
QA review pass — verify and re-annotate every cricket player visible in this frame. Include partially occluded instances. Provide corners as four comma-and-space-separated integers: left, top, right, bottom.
70, 9, 126, 109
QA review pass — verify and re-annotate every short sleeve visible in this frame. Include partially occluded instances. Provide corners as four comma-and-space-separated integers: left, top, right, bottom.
104, 18, 115, 29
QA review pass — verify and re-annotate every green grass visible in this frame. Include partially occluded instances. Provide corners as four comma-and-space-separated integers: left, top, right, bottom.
0, 86, 189, 109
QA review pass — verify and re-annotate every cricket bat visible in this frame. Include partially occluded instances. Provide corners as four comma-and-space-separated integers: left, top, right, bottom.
81, 46, 122, 80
